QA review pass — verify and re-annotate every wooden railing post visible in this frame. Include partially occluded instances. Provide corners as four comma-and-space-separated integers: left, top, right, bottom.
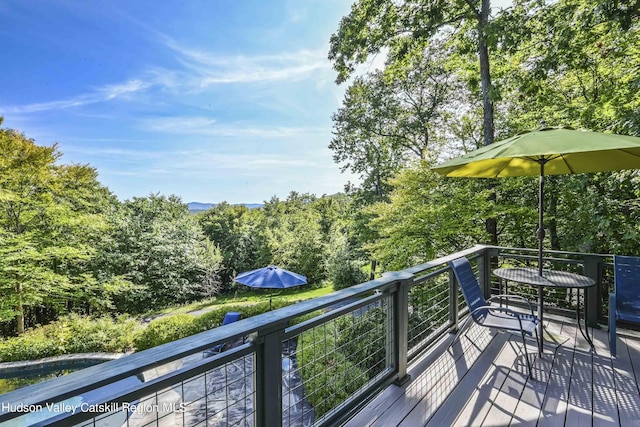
583, 255, 601, 327
255, 326, 284, 427
392, 273, 413, 386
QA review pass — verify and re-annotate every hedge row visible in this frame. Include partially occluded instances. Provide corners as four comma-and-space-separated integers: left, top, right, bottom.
0, 300, 302, 361
0, 315, 138, 362
131, 299, 298, 350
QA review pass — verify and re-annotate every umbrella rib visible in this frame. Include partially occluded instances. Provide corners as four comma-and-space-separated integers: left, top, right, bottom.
559, 154, 575, 174
619, 148, 640, 159
523, 156, 541, 163
523, 154, 571, 172
494, 158, 517, 177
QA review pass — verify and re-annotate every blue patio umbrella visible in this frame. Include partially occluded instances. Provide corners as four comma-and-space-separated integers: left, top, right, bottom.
233, 265, 307, 308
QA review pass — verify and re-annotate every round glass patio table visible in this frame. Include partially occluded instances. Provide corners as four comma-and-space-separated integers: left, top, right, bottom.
493, 267, 596, 356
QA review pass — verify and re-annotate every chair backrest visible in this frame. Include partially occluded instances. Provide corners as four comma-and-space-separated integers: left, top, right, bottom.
449, 257, 488, 322
614, 255, 640, 324
222, 312, 241, 325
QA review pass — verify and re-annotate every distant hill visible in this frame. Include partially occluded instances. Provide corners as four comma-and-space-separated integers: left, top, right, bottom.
187, 202, 264, 213
188, 202, 215, 211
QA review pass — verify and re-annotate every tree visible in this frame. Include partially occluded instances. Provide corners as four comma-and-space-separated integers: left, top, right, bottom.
326, 232, 368, 290
493, 0, 640, 135
366, 162, 491, 270
0, 122, 114, 334
256, 193, 328, 284
331, 41, 461, 198
329, 0, 504, 243
549, 172, 640, 256
98, 195, 223, 313
198, 203, 261, 288
329, 0, 497, 146
489, 0, 640, 254
306, 194, 369, 288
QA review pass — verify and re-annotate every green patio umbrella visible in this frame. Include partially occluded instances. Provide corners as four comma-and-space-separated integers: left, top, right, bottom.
433, 125, 640, 274
433, 125, 640, 355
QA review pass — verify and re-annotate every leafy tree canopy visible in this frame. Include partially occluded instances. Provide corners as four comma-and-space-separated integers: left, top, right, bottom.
0, 122, 114, 334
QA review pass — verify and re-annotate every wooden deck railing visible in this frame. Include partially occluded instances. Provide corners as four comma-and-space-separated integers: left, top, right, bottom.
0, 245, 613, 426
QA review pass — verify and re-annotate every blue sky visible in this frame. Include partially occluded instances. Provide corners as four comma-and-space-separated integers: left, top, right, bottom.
0, 0, 362, 204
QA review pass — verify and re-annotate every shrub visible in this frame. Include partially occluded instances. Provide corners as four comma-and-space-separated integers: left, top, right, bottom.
194, 300, 295, 331
298, 320, 368, 419
0, 315, 138, 362
336, 307, 387, 377
62, 315, 137, 354
0, 298, 307, 361
135, 300, 298, 351
0, 329, 63, 362
193, 309, 229, 331
133, 314, 198, 351
329, 259, 368, 291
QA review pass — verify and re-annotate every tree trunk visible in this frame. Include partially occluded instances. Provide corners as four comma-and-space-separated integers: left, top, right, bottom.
486, 184, 498, 245
478, 0, 495, 147
16, 300, 24, 335
478, 0, 498, 244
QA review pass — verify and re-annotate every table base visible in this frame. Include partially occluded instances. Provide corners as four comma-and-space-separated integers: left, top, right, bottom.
499, 279, 594, 357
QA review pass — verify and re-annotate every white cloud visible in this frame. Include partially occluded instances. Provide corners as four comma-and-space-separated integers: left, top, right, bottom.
63, 144, 330, 171
3, 97, 93, 114
1, 33, 332, 115
163, 38, 330, 87
140, 116, 324, 138
199, 61, 326, 85
98, 79, 151, 100
2, 79, 151, 114
64, 146, 167, 159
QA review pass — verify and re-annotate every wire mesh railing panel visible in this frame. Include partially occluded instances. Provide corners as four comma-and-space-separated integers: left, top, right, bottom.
281, 331, 315, 427
287, 296, 393, 426
10, 246, 625, 427
64, 355, 256, 427
408, 271, 450, 354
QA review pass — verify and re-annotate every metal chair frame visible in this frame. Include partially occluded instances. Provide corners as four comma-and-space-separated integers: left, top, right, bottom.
448, 257, 540, 377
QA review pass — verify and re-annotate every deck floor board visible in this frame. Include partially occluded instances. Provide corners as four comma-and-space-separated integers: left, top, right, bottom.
346, 318, 640, 427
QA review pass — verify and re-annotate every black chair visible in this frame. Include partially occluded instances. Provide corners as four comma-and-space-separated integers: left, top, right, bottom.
449, 257, 540, 377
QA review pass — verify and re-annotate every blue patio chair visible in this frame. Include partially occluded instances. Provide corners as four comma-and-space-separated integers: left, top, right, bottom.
204, 312, 241, 357
609, 256, 640, 356
448, 257, 540, 377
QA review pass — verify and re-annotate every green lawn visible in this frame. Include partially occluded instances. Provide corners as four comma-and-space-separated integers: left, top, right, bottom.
144, 282, 336, 317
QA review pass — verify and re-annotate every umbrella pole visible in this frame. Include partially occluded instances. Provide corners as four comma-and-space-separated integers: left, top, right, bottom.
537, 160, 546, 356
537, 161, 545, 276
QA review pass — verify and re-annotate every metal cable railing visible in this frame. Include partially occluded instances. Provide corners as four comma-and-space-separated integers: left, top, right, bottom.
0, 245, 612, 427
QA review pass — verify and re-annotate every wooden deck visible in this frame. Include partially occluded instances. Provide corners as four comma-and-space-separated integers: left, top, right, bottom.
345, 317, 640, 426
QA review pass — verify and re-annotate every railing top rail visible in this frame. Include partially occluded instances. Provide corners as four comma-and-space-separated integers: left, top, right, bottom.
488, 245, 614, 259
403, 245, 489, 275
